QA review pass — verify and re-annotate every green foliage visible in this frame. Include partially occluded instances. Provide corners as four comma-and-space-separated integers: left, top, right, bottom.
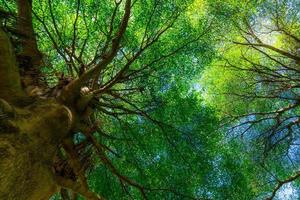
201, 0, 300, 198
3, 0, 300, 199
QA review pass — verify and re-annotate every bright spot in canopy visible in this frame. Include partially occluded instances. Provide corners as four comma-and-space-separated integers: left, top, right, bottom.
186, 0, 207, 26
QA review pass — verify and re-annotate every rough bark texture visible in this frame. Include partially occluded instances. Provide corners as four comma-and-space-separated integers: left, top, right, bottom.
0, 100, 73, 200
0, 26, 73, 199
0, 28, 25, 102
0, 0, 132, 199
17, 0, 43, 87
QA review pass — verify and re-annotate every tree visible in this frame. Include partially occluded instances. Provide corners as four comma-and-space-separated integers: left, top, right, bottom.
0, 0, 219, 199
3, 0, 299, 199
201, 0, 300, 199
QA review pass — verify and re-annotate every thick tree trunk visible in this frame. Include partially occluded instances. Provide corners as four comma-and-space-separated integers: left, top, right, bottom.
0, 0, 119, 198
0, 100, 73, 200
0, 27, 73, 199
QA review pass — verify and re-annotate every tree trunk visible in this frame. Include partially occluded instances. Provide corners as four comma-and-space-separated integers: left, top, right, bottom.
0, 27, 73, 199
0, 100, 73, 200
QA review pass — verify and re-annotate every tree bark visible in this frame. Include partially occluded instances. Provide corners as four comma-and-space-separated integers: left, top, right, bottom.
17, 0, 42, 68
0, 98, 73, 200
0, 28, 25, 103
0, 26, 73, 199
17, 0, 43, 87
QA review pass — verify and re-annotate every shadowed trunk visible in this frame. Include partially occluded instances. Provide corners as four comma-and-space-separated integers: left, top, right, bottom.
0, 100, 73, 200
0, 26, 73, 199
17, 0, 41, 66
17, 0, 43, 87
0, 28, 25, 103
0, 0, 132, 199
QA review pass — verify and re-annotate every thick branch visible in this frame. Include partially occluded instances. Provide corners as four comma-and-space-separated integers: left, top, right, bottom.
0, 27, 25, 102
62, 138, 89, 189
60, 0, 131, 104
17, 0, 42, 70
56, 176, 106, 200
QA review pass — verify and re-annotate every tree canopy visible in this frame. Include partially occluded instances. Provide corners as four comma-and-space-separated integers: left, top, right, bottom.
0, 0, 299, 199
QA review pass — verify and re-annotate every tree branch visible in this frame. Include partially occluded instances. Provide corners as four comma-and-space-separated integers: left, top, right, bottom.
82, 128, 148, 199
60, 0, 132, 104
16, 0, 42, 77
56, 176, 106, 200
0, 27, 25, 102
266, 171, 300, 200
233, 41, 300, 63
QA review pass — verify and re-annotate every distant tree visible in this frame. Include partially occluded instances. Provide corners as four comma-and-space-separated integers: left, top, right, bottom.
201, 0, 300, 199
0, 0, 220, 199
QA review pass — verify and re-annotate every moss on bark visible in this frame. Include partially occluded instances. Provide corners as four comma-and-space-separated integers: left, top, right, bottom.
0, 99, 73, 200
